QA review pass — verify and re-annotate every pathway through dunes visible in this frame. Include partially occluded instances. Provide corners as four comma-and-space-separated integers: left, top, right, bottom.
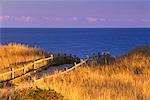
0, 57, 88, 94
34, 64, 73, 79
0, 44, 88, 87
0, 53, 83, 85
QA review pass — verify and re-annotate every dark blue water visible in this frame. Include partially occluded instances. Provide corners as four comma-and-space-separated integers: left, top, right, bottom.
0, 28, 150, 57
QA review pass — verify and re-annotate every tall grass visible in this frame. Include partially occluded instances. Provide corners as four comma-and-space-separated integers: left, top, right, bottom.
0, 46, 150, 100
35, 67, 150, 99
0, 43, 49, 70
34, 46, 150, 100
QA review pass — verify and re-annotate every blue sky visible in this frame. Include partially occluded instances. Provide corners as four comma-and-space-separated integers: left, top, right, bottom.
0, 0, 150, 28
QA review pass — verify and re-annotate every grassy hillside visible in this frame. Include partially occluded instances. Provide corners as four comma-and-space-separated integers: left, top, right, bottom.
0, 44, 49, 70
34, 46, 150, 100
0, 46, 150, 100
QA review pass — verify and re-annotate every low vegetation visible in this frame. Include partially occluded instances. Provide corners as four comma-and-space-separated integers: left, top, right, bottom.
0, 87, 64, 100
0, 45, 150, 100
0, 43, 49, 70
127, 46, 150, 57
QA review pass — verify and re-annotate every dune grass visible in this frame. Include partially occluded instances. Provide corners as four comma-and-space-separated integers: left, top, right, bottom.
35, 65, 150, 99
0, 46, 150, 100
0, 43, 49, 70
34, 46, 150, 100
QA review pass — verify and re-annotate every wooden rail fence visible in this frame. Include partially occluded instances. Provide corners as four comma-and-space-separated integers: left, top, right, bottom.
0, 55, 54, 83
0, 57, 88, 90
34, 57, 89, 84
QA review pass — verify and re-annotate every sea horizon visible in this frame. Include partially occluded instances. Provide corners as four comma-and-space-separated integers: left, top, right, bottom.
1, 28, 150, 57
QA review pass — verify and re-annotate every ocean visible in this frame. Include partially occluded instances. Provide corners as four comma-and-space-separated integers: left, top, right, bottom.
0, 28, 150, 57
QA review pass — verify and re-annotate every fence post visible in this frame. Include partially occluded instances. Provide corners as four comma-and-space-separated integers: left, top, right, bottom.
51, 54, 53, 58
24, 65, 26, 74
10, 67, 15, 79
33, 61, 37, 73
64, 67, 68, 71
74, 62, 77, 66
80, 59, 83, 63
51, 54, 54, 62
80, 59, 84, 67
10, 66, 15, 84
74, 62, 77, 69
104, 52, 107, 65
33, 61, 35, 69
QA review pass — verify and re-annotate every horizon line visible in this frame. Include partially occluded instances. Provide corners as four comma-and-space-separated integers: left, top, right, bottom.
1, 27, 150, 29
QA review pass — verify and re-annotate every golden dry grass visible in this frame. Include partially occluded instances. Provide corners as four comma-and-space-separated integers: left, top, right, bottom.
34, 51, 150, 100
0, 46, 150, 100
0, 43, 49, 70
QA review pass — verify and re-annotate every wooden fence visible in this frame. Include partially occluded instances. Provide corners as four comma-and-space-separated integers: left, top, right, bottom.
34, 57, 88, 84
0, 55, 54, 83
0, 57, 88, 90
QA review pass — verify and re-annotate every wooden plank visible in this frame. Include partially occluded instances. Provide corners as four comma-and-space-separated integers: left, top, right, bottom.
14, 67, 24, 72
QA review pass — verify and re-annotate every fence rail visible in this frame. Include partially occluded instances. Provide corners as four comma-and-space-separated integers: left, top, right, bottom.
34, 58, 88, 84
0, 55, 54, 83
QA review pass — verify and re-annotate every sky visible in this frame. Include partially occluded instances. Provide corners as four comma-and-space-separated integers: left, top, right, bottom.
0, 0, 150, 28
